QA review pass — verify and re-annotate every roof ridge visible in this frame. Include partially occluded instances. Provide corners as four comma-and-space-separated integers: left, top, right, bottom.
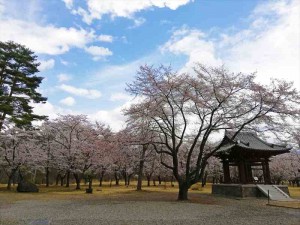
225, 130, 257, 139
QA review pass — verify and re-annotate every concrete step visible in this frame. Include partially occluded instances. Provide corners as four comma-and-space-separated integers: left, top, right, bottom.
256, 185, 292, 201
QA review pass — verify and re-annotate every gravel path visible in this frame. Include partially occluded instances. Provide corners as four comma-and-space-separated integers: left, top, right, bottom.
0, 197, 299, 225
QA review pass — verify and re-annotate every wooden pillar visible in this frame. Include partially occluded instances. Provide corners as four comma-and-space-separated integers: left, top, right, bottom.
246, 163, 253, 183
264, 159, 271, 184
262, 161, 267, 184
262, 160, 271, 184
222, 160, 231, 183
238, 161, 246, 184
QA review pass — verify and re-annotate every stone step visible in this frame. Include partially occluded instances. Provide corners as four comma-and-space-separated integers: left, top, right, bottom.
256, 185, 292, 201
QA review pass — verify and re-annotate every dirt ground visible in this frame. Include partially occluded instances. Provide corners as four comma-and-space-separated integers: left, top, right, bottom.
0, 183, 299, 225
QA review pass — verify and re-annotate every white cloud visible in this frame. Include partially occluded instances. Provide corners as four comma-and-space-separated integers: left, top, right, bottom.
70, 0, 192, 24
85, 49, 173, 88
57, 73, 72, 82
0, 19, 96, 55
89, 107, 126, 132
34, 99, 128, 131
86, 58, 144, 86
38, 59, 55, 71
161, 27, 222, 71
62, 0, 73, 9
85, 45, 113, 60
0, 0, 4, 15
98, 34, 113, 42
130, 17, 146, 29
32, 101, 73, 120
110, 92, 132, 101
0, 0, 43, 22
59, 96, 76, 106
33, 98, 142, 131
223, 0, 300, 87
88, 97, 143, 131
60, 59, 69, 66
32, 101, 124, 131
162, 0, 300, 87
59, 84, 102, 99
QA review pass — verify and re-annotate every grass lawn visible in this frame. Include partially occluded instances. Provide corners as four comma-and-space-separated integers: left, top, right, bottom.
0, 181, 217, 206
0, 181, 299, 206
288, 186, 300, 198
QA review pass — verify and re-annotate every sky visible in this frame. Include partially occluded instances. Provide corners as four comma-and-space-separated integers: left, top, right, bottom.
0, 0, 299, 131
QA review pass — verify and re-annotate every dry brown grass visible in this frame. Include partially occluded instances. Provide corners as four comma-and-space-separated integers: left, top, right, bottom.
0, 181, 215, 205
1, 181, 299, 207
268, 201, 300, 209
288, 186, 300, 198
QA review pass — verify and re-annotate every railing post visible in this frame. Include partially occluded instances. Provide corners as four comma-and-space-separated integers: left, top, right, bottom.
268, 190, 270, 204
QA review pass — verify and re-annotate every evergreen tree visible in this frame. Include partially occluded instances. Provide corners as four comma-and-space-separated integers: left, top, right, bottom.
0, 41, 47, 130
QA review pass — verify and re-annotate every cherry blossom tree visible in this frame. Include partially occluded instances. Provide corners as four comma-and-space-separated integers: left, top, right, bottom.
90, 123, 113, 187
258, 118, 300, 185
270, 152, 299, 185
120, 116, 156, 190
108, 130, 139, 186
36, 122, 56, 187
143, 151, 160, 187
47, 115, 101, 189
206, 156, 222, 184
126, 64, 300, 200
0, 127, 42, 189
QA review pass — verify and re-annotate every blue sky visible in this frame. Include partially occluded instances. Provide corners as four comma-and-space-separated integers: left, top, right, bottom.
0, 0, 299, 130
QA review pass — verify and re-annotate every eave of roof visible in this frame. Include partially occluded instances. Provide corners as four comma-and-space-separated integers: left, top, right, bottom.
215, 131, 292, 155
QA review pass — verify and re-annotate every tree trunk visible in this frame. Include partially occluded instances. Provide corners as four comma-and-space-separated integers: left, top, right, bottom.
136, 159, 144, 190
147, 175, 151, 187
171, 176, 174, 187
56, 174, 60, 186
137, 145, 147, 191
178, 183, 189, 201
124, 173, 128, 186
7, 168, 17, 190
45, 167, 50, 187
60, 176, 64, 186
114, 172, 119, 186
153, 179, 156, 186
158, 175, 162, 185
99, 176, 103, 187
99, 170, 105, 186
32, 168, 37, 184
128, 174, 132, 186
66, 171, 70, 187
88, 178, 92, 189
201, 172, 208, 187
74, 173, 81, 189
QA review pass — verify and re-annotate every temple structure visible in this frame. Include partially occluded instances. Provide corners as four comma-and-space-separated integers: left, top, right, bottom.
214, 131, 291, 184
212, 131, 292, 198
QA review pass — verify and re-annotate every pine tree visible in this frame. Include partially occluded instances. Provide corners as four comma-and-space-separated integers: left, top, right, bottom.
0, 41, 47, 130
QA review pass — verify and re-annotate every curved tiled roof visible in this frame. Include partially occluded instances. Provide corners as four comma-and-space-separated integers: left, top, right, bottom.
216, 131, 291, 154
225, 131, 291, 151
